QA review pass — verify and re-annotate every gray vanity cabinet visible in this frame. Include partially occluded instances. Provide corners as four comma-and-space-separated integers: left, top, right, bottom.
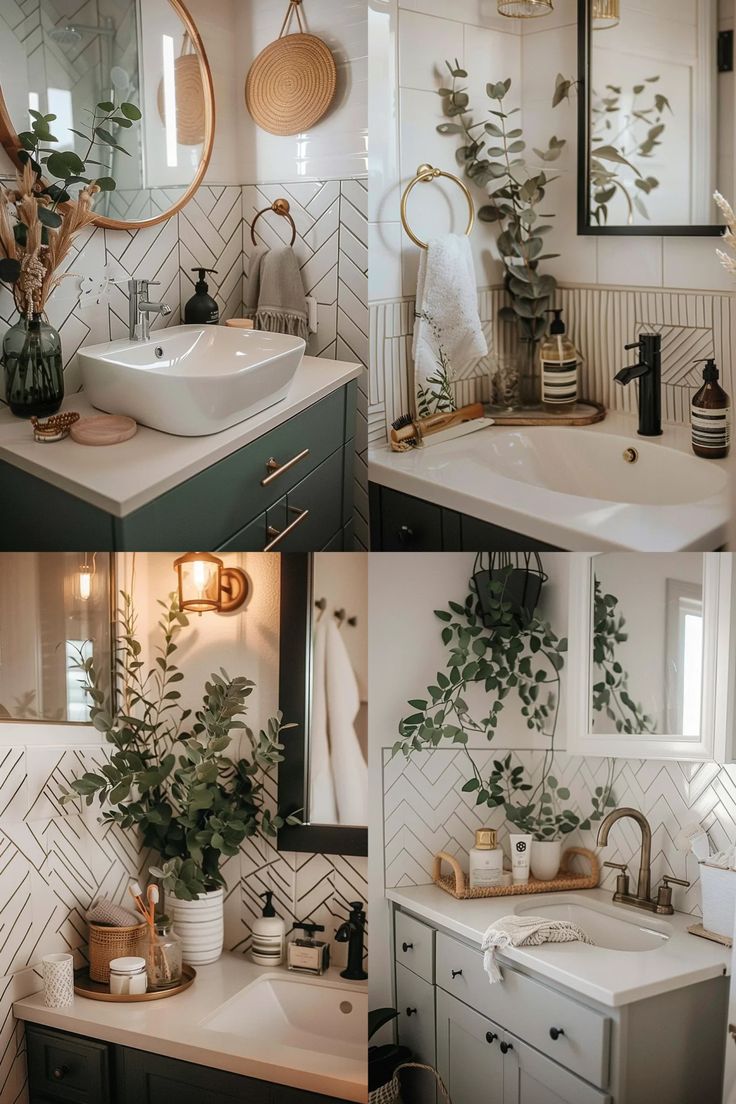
393, 905, 729, 1104
0, 383, 356, 552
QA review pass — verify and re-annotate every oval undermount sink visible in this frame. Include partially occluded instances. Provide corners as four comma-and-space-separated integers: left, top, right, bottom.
514, 899, 670, 952
78, 325, 306, 436
478, 426, 725, 507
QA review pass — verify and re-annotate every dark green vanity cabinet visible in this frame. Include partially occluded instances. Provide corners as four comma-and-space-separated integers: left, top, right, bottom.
26, 1025, 355, 1104
369, 484, 564, 552
0, 383, 356, 552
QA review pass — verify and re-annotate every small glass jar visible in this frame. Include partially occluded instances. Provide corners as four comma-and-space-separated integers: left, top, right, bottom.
109, 956, 148, 996
489, 354, 522, 411
137, 916, 183, 990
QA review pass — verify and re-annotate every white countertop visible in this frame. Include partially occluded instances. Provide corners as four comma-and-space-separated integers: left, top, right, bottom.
0, 356, 361, 517
369, 413, 730, 551
14, 955, 367, 1102
388, 885, 730, 1008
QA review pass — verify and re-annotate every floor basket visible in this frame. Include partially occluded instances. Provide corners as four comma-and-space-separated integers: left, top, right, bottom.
369, 1062, 451, 1104
88, 921, 147, 983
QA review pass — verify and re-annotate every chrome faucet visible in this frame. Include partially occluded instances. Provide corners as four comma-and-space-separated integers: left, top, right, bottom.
597, 807, 689, 915
614, 333, 663, 437
128, 279, 172, 341
335, 901, 368, 981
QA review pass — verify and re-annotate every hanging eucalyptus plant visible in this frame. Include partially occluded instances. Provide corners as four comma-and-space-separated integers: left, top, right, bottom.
437, 62, 565, 344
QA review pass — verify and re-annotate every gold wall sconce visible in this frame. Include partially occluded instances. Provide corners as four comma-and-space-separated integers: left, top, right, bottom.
498, 0, 553, 17
174, 553, 248, 614
592, 0, 619, 29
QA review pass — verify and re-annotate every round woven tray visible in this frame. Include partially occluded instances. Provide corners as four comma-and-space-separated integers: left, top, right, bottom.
245, 31, 336, 136
157, 34, 206, 147
433, 847, 600, 900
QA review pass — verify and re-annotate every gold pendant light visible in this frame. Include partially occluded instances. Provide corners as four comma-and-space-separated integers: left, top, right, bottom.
498, 0, 553, 16
592, 0, 620, 29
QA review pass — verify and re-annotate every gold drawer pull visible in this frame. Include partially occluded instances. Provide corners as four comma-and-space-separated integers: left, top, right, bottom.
261, 448, 310, 486
264, 506, 310, 550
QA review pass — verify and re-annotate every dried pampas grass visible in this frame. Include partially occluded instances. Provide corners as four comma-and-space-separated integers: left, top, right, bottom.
0, 165, 99, 315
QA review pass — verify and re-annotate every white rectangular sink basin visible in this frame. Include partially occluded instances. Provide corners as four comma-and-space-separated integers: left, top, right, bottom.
515, 897, 670, 952
369, 414, 729, 550
200, 973, 367, 1063
78, 325, 306, 436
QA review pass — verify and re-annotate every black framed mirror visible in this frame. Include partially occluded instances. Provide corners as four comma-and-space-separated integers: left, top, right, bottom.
277, 554, 368, 857
578, 0, 728, 236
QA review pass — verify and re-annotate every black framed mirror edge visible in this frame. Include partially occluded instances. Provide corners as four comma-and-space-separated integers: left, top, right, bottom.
576, 0, 723, 237
276, 554, 367, 858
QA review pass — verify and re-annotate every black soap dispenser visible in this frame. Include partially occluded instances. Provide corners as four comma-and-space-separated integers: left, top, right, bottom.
185, 267, 219, 325
691, 358, 730, 459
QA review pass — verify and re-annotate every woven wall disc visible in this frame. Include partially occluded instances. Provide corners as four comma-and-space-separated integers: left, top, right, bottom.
245, 32, 337, 136
157, 53, 206, 147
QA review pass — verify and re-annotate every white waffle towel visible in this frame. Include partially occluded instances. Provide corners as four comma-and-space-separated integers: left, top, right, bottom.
481, 915, 593, 983
412, 234, 487, 415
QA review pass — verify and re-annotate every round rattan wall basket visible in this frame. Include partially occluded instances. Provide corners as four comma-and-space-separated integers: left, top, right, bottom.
245, 0, 337, 136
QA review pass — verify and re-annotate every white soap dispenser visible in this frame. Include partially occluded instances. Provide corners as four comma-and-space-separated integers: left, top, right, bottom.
251, 891, 285, 966
469, 828, 504, 888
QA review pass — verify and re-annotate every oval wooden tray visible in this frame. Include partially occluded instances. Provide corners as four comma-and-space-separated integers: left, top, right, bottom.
485, 400, 605, 426
74, 964, 196, 1002
433, 847, 600, 900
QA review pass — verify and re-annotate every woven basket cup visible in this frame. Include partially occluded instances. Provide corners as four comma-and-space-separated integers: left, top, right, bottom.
88, 922, 147, 983
245, 32, 337, 136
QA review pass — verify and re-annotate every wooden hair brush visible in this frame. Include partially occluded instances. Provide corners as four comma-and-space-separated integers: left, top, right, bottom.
390, 403, 486, 452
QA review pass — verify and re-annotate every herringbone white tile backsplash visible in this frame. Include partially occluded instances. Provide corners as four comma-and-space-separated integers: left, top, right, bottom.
0, 743, 367, 1104
382, 746, 736, 920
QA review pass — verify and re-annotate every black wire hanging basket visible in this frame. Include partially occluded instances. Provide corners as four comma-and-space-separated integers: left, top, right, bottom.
471, 552, 548, 630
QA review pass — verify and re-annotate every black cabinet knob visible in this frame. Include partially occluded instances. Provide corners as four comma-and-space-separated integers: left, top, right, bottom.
397, 525, 415, 545
52, 1066, 68, 1081
486, 1032, 498, 1045
406, 1007, 417, 1017
549, 1027, 565, 1041
451, 969, 463, 979
401, 942, 414, 952
500, 1042, 513, 1055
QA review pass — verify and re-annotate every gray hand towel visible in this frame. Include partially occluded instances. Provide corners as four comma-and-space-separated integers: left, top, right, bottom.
244, 245, 309, 341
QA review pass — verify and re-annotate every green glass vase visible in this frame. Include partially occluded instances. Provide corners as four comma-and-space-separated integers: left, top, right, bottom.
2, 312, 64, 418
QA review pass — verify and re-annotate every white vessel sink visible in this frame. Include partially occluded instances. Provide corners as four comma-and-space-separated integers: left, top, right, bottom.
515, 898, 670, 952
200, 973, 367, 1061
78, 325, 306, 436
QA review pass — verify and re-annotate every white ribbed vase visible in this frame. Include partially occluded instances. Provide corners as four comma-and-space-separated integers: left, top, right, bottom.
169, 888, 224, 965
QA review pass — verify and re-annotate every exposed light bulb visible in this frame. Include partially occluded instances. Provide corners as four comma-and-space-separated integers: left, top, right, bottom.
78, 568, 92, 601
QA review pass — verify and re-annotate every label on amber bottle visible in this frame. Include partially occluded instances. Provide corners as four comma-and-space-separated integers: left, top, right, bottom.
691, 404, 730, 451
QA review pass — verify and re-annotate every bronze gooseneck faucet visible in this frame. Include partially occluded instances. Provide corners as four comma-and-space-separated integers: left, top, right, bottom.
597, 807, 689, 915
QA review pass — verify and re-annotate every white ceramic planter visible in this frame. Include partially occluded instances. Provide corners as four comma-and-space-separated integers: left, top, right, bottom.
169, 888, 224, 965
530, 839, 562, 881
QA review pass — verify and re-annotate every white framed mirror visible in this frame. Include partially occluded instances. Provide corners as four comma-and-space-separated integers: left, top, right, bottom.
568, 552, 735, 761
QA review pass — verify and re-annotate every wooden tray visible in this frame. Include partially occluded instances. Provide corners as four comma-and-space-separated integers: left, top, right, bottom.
485, 401, 605, 427
687, 922, 733, 948
433, 847, 600, 900
74, 964, 196, 1002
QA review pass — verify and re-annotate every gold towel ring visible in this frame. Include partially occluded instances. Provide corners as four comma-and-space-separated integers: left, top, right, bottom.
400, 163, 475, 250
250, 197, 298, 246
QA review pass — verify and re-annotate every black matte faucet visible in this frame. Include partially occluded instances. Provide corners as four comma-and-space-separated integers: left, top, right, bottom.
614, 333, 663, 437
334, 901, 368, 981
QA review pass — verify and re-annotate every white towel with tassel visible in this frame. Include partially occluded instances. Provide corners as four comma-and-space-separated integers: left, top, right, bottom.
481, 915, 593, 984
412, 233, 488, 415
325, 618, 367, 826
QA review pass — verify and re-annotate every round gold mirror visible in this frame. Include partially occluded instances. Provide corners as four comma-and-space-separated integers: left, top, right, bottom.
0, 0, 214, 230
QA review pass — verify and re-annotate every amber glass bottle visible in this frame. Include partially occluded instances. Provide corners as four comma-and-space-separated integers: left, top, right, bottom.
691, 359, 730, 459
